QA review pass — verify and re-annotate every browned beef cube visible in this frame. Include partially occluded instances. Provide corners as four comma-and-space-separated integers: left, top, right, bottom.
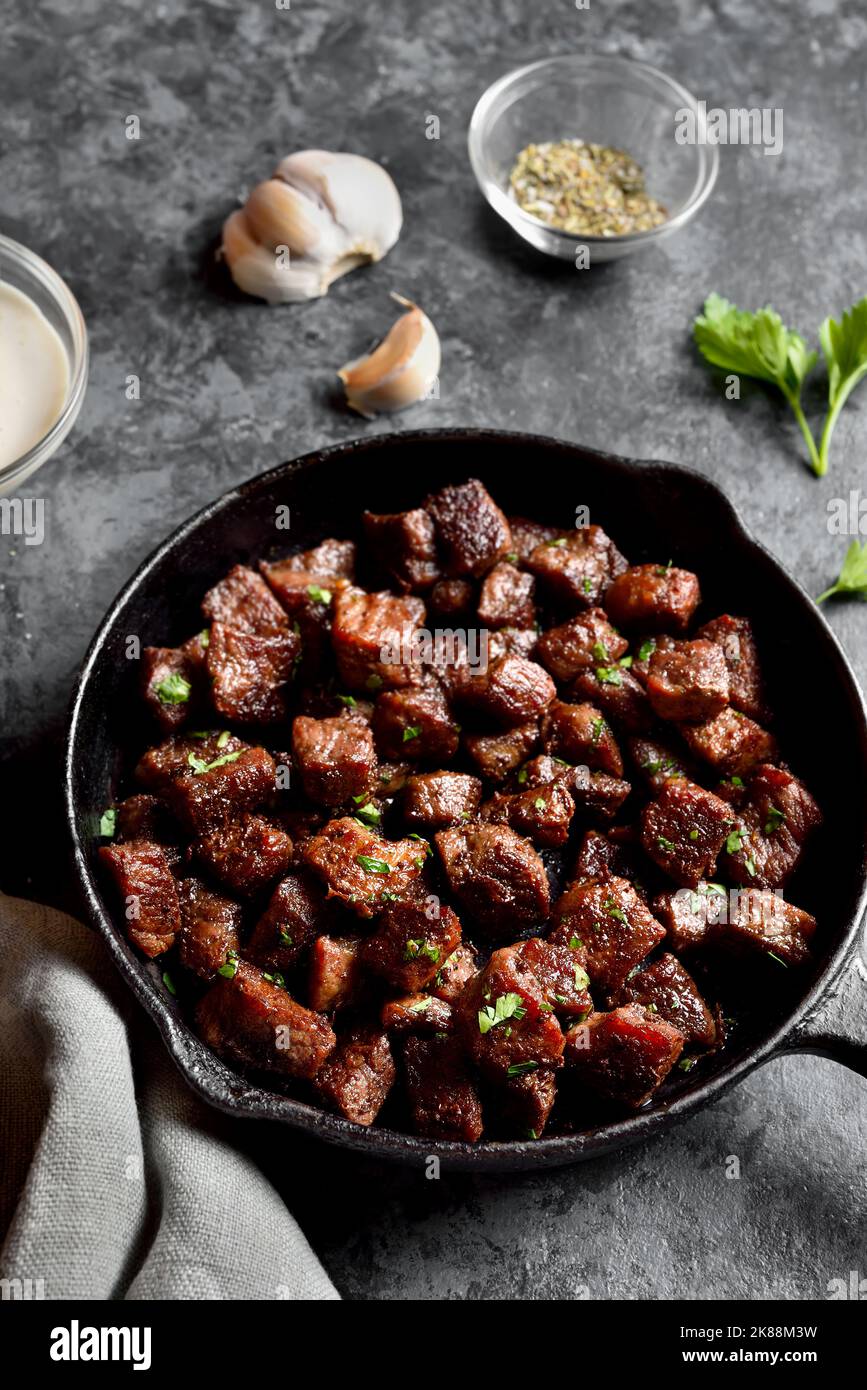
646, 639, 730, 722
535, 608, 628, 681
331, 587, 426, 691
196, 960, 335, 1079
698, 614, 768, 721
315, 1028, 396, 1126
464, 721, 539, 783
720, 888, 816, 966
427, 577, 475, 619
164, 746, 277, 836
431, 942, 479, 1001
573, 769, 632, 823
519, 936, 592, 1019
177, 877, 242, 980
507, 515, 560, 561
141, 633, 207, 732
436, 823, 550, 933
372, 681, 459, 762
629, 634, 676, 686
207, 621, 299, 724
458, 945, 565, 1079
628, 735, 695, 793
652, 882, 727, 952
564, 1006, 684, 1108
481, 781, 574, 848
615, 953, 717, 1047
425, 478, 511, 578
375, 760, 413, 796
135, 730, 247, 793
640, 778, 733, 887
259, 562, 341, 675
488, 626, 539, 661
569, 666, 652, 733
361, 901, 462, 991
574, 829, 641, 885
499, 1067, 558, 1138
679, 707, 777, 777
246, 870, 327, 972
303, 817, 427, 918
403, 771, 483, 831
721, 763, 822, 888
380, 993, 454, 1034
551, 875, 664, 993
526, 525, 627, 609
403, 1035, 484, 1142
292, 712, 376, 807
603, 563, 700, 633
99, 840, 181, 957
477, 562, 536, 628
459, 654, 556, 727
541, 699, 623, 775
307, 935, 363, 1011
363, 507, 440, 592
284, 538, 356, 579
194, 812, 294, 896
202, 564, 289, 636
115, 794, 176, 845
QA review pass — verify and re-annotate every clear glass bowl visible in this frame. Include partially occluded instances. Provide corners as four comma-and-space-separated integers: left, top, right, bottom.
0, 234, 88, 494
468, 54, 718, 262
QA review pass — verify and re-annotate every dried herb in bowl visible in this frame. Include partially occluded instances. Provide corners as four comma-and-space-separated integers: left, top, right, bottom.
509, 138, 668, 237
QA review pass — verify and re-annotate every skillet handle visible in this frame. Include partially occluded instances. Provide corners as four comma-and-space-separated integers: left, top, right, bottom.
779, 935, 867, 1079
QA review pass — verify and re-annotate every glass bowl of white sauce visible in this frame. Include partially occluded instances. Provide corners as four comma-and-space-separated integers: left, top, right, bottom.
0, 234, 88, 494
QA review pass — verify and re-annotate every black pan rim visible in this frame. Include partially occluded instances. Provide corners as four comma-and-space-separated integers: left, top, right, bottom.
63, 427, 867, 1171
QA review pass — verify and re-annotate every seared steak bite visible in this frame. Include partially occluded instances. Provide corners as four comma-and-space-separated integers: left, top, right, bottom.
403, 1034, 484, 1142
679, 707, 778, 777
628, 735, 694, 793
519, 936, 592, 1019
193, 813, 294, 896
614, 953, 717, 1047
303, 817, 428, 917
316, 1028, 396, 1126
362, 507, 440, 591
526, 525, 627, 608
550, 875, 665, 994
481, 781, 575, 848
428, 576, 475, 619
99, 840, 181, 957
564, 1006, 684, 1108
308, 935, 363, 1012
282, 538, 356, 579
177, 878, 242, 981
464, 721, 539, 782
569, 665, 652, 732
477, 561, 536, 628
403, 770, 483, 831
164, 745, 277, 836
361, 901, 462, 991
331, 587, 426, 691
141, 634, 208, 732
431, 942, 479, 1001
499, 1066, 558, 1138
292, 712, 376, 807
698, 614, 768, 722
436, 824, 550, 933
202, 564, 290, 636
134, 730, 246, 792
542, 699, 623, 776
652, 882, 727, 953
381, 993, 454, 1035
719, 888, 816, 967
458, 945, 566, 1079
645, 639, 730, 722
573, 829, 644, 887
196, 960, 335, 1079
721, 763, 822, 888
372, 681, 459, 762
507, 515, 560, 561
603, 563, 700, 633
425, 478, 511, 578
535, 608, 628, 681
458, 654, 556, 727
640, 779, 733, 888
246, 870, 327, 972
207, 621, 299, 724
518, 756, 631, 824
115, 793, 177, 845
259, 561, 342, 676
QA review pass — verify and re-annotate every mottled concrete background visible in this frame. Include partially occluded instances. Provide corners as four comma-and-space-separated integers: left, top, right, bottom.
2, 0, 866, 1299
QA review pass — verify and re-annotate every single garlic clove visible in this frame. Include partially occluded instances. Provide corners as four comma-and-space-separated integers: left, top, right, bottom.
338, 294, 441, 419
221, 209, 332, 303
243, 178, 342, 262
275, 150, 402, 264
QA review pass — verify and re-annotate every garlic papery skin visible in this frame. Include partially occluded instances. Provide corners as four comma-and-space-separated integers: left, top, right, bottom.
221, 150, 402, 304
338, 295, 441, 418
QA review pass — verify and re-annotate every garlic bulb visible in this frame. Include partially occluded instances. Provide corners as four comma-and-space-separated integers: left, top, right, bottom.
338, 294, 441, 418
221, 150, 402, 303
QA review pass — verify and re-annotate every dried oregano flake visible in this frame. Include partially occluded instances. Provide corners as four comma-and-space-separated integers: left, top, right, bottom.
509, 138, 668, 237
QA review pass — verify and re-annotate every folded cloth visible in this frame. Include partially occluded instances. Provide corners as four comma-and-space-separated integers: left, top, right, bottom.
0, 895, 339, 1301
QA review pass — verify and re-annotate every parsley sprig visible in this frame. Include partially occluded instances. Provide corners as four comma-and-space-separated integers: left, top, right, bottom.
817, 541, 867, 604
818, 299, 867, 476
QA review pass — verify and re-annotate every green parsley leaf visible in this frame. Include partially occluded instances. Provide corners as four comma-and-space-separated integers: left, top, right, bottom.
604, 896, 626, 923
817, 539, 867, 603
637, 638, 656, 663
546, 537, 568, 548
356, 854, 391, 874
307, 584, 332, 604
568, 935, 583, 950
478, 992, 527, 1034
516, 769, 528, 785
595, 665, 623, 686
354, 802, 382, 827
337, 693, 357, 707
657, 835, 676, 853
574, 965, 590, 991
679, 1056, 698, 1072
263, 971, 286, 988
217, 950, 239, 979
279, 927, 293, 946
187, 748, 242, 775
404, 938, 440, 963
99, 808, 117, 838
725, 829, 744, 855
590, 717, 605, 745
154, 671, 191, 704
817, 296, 867, 476
764, 806, 785, 835
162, 971, 177, 996
507, 1061, 539, 1077
534, 796, 546, 810
689, 828, 699, 841
407, 996, 431, 1013
402, 725, 421, 742
366, 673, 383, 691
591, 640, 609, 661
504, 551, 519, 564
767, 951, 788, 967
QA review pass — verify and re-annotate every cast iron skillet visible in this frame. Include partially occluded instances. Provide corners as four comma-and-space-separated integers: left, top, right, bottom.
65, 429, 867, 1172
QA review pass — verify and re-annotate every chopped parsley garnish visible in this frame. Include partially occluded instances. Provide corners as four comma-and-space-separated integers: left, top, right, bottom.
582, 577, 593, 595
767, 951, 788, 967
637, 639, 657, 663
198, 628, 210, 648
162, 971, 177, 996
689, 828, 699, 841
188, 748, 242, 775
678, 1056, 698, 1072
517, 769, 528, 784
408, 833, 432, 855
591, 717, 605, 745
279, 928, 293, 946
595, 665, 623, 686
353, 802, 382, 827
306, 584, 332, 604
337, 693, 357, 707
216, 730, 232, 748
534, 796, 546, 810
263, 971, 286, 989
407, 996, 431, 1013
404, 938, 440, 964
99, 808, 117, 838
504, 551, 519, 564
366, 673, 384, 691
356, 855, 391, 874
546, 537, 568, 548
402, 725, 421, 742
657, 835, 676, 853
218, 950, 240, 979
592, 640, 609, 661
618, 655, 633, 669
744, 855, 757, 877
154, 671, 191, 705
478, 992, 527, 1034
574, 965, 590, 991
604, 897, 626, 923
725, 828, 744, 855
764, 807, 785, 835
507, 1061, 539, 1077
569, 935, 583, 950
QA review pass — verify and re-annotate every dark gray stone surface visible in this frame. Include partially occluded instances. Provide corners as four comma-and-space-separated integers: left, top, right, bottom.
2, 0, 865, 1299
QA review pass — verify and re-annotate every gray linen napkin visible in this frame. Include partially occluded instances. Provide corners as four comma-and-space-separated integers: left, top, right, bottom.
0, 894, 339, 1301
